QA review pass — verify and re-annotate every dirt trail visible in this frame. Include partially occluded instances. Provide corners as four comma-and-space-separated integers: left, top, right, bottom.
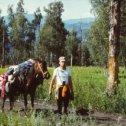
0, 99, 126, 126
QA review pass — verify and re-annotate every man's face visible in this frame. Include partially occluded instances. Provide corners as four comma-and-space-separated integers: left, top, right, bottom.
59, 61, 66, 67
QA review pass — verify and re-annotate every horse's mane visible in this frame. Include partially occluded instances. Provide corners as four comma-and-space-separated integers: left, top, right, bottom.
31, 58, 44, 75
32, 58, 43, 63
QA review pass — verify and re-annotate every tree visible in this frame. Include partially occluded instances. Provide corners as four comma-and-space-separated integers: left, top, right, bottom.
106, 0, 121, 96
120, 0, 126, 36
32, 7, 42, 58
65, 29, 79, 66
7, 0, 27, 63
7, 0, 42, 63
119, 1, 126, 66
0, 11, 9, 67
81, 42, 90, 66
89, 0, 126, 67
0, 13, 4, 66
87, 0, 110, 66
40, 1, 68, 66
25, 8, 42, 58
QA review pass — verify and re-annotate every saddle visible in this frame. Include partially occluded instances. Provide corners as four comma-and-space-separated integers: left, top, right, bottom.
6, 60, 34, 78
0, 73, 8, 97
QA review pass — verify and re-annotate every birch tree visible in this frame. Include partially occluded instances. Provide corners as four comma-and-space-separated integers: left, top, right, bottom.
106, 0, 121, 96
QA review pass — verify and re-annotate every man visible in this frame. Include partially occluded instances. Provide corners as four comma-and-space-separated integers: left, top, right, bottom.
49, 56, 74, 114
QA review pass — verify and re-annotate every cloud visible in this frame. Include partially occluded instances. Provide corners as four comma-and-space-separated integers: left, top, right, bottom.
0, 0, 94, 20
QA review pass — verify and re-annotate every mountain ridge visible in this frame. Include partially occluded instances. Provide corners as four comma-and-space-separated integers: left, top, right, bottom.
4, 15, 94, 40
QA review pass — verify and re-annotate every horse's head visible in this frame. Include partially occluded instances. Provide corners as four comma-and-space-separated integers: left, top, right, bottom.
39, 60, 50, 79
34, 59, 50, 79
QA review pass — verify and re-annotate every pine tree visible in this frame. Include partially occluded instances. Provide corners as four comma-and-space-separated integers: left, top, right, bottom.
32, 7, 42, 58
87, 0, 110, 66
7, 0, 27, 63
65, 29, 79, 66
0, 12, 9, 67
40, 1, 68, 66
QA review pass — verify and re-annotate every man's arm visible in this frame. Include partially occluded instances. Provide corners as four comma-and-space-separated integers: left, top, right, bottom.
69, 76, 74, 94
49, 76, 56, 95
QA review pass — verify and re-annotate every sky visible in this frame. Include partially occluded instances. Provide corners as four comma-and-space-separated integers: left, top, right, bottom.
0, 0, 94, 20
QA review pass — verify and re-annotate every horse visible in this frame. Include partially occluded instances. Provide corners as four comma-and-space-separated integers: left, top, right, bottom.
0, 58, 50, 110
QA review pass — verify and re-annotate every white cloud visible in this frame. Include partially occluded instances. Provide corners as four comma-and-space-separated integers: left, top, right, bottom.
0, 0, 94, 20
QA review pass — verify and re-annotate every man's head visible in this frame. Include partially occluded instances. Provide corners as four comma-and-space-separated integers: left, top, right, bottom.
59, 56, 66, 68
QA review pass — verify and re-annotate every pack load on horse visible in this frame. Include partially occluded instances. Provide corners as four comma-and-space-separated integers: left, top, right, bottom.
0, 58, 50, 110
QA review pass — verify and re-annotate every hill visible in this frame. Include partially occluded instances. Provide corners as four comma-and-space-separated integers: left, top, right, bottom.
4, 15, 94, 40
64, 17, 94, 40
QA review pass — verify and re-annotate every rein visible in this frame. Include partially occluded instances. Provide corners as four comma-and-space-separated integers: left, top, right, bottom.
34, 62, 48, 79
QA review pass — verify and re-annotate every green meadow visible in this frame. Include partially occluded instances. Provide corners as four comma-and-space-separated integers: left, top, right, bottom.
39, 67, 126, 113
0, 67, 126, 125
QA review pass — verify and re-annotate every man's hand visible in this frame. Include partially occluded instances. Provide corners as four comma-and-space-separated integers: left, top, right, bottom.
49, 90, 52, 96
70, 91, 74, 100
71, 91, 74, 96
49, 76, 55, 96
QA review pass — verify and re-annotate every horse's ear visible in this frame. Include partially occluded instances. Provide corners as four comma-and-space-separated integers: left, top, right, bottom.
33, 58, 42, 63
40, 58, 44, 63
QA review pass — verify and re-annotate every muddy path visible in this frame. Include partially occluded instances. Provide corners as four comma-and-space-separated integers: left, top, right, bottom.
0, 98, 126, 126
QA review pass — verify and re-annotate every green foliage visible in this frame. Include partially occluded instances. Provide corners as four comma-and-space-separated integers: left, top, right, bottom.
119, 37, 126, 66
0, 110, 94, 126
1, 67, 126, 125
0, 12, 10, 66
40, 1, 68, 66
65, 29, 80, 65
35, 66, 126, 114
7, 0, 42, 64
7, 0, 28, 63
87, 0, 126, 66
120, 1, 126, 36
2, 67, 126, 114
86, 0, 110, 66
0, 0, 126, 67
80, 42, 91, 66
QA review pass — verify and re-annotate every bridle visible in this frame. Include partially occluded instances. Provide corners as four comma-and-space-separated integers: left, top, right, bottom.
36, 62, 49, 79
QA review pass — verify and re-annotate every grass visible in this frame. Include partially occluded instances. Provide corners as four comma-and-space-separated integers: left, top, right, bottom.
0, 66, 126, 125
0, 68, 8, 75
40, 66, 126, 113
0, 109, 94, 126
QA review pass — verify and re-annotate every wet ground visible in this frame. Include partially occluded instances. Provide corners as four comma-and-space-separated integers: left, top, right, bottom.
0, 98, 126, 126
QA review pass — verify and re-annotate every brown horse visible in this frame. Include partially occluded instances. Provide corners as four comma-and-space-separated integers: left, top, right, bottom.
1, 58, 50, 110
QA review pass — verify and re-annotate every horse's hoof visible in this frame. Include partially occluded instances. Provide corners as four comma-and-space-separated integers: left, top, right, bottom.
31, 106, 34, 110
25, 107, 28, 111
10, 108, 13, 111
0, 109, 4, 113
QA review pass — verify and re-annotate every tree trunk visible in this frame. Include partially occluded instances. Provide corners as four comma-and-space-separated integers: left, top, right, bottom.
106, 0, 121, 96
71, 54, 73, 67
1, 29, 5, 68
50, 52, 52, 67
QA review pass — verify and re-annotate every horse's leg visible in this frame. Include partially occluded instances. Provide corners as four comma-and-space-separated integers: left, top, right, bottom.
1, 96, 6, 111
26, 77, 32, 88
24, 93, 28, 110
9, 95, 14, 110
30, 92, 35, 109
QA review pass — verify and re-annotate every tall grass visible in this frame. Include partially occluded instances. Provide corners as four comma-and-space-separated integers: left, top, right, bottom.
1, 66, 126, 125
0, 68, 8, 75
37, 66, 126, 114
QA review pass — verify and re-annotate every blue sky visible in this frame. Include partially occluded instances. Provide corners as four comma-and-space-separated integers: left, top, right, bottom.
0, 0, 94, 20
